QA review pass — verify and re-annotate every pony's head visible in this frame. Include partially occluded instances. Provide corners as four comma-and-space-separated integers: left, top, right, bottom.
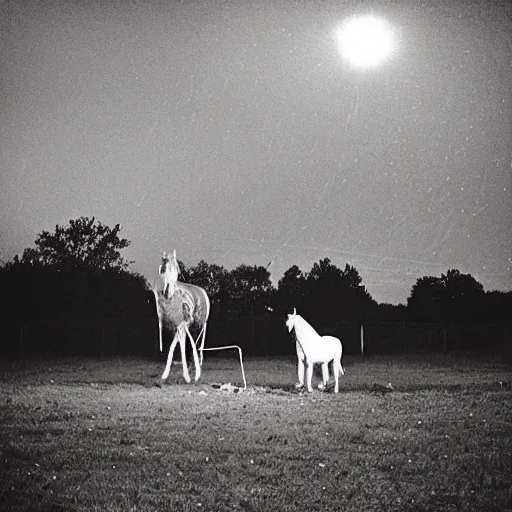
159, 250, 180, 298
285, 308, 297, 332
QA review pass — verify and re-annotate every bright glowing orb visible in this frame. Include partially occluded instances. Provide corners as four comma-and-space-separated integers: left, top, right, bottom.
336, 16, 395, 69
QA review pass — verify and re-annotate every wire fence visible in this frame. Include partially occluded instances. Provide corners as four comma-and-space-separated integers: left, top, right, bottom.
1, 315, 509, 358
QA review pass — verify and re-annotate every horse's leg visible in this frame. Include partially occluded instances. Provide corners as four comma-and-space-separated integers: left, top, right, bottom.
296, 342, 305, 388
158, 316, 163, 353
178, 327, 191, 383
152, 289, 163, 352
305, 362, 314, 393
162, 330, 180, 380
185, 324, 201, 381
197, 322, 207, 366
318, 362, 329, 390
199, 292, 210, 366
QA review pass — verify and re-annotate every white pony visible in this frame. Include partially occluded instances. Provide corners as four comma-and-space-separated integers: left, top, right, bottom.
286, 308, 345, 393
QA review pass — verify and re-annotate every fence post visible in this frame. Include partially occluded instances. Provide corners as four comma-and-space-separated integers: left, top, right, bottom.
360, 323, 364, 355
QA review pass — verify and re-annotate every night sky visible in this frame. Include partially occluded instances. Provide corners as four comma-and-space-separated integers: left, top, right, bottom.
1, 0, 511, 304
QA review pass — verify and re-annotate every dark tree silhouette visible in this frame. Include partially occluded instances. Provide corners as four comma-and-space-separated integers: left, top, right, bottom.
482, 290, 512, 324
185, 260, 231, 318
0, 218, 152, 357
408, 269, 484, 322
185, 260, 229, 300
276, 264, 307, 313
442, 269, 484, 300
302, 258, 376, 323
407, 276, 445, 321
372, 302, 408, 322
3, 212, 508, 359
227, 264, 273, 315
13, 216, 132, 271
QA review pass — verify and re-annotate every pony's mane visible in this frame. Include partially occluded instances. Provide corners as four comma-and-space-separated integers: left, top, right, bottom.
294, 314, 319, 339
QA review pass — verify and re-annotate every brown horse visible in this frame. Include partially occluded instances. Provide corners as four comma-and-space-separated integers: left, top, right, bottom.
158, 250, 210, 366
155, 250, 247, 389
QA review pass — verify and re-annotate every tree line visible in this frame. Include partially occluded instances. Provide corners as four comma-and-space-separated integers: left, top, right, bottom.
1, 217, 510, 356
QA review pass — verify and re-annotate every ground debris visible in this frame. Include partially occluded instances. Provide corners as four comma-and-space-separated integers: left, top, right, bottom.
211, 383, 243, 393
370, 382, 395, 395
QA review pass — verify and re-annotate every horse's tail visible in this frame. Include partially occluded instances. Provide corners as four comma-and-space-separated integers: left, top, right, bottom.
184, 324, 201, 381
336, 339, 345, 376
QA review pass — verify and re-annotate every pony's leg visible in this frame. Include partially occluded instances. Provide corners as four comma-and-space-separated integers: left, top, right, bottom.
296, 358, 305, 388
162, 331, 180, 380
333, 361, 340, 393
185, 324, 201, 381
178, 328, 191, 383
305, 363, 314, 393
333, 358, 342, 393
318, 362, 329, 390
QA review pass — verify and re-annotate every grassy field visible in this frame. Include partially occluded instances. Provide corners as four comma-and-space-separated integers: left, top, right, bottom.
0, 353, 511, 511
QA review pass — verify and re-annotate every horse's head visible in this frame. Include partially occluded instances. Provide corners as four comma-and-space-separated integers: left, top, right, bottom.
285, 308, 297, 332
159, 249, 180, 298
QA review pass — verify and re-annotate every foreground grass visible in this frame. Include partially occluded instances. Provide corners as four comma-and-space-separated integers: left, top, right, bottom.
0, 354, 511, 511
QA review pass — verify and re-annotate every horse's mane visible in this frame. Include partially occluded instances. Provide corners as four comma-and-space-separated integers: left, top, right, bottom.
161, 255, 180, 276
294, 314, 319, 339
